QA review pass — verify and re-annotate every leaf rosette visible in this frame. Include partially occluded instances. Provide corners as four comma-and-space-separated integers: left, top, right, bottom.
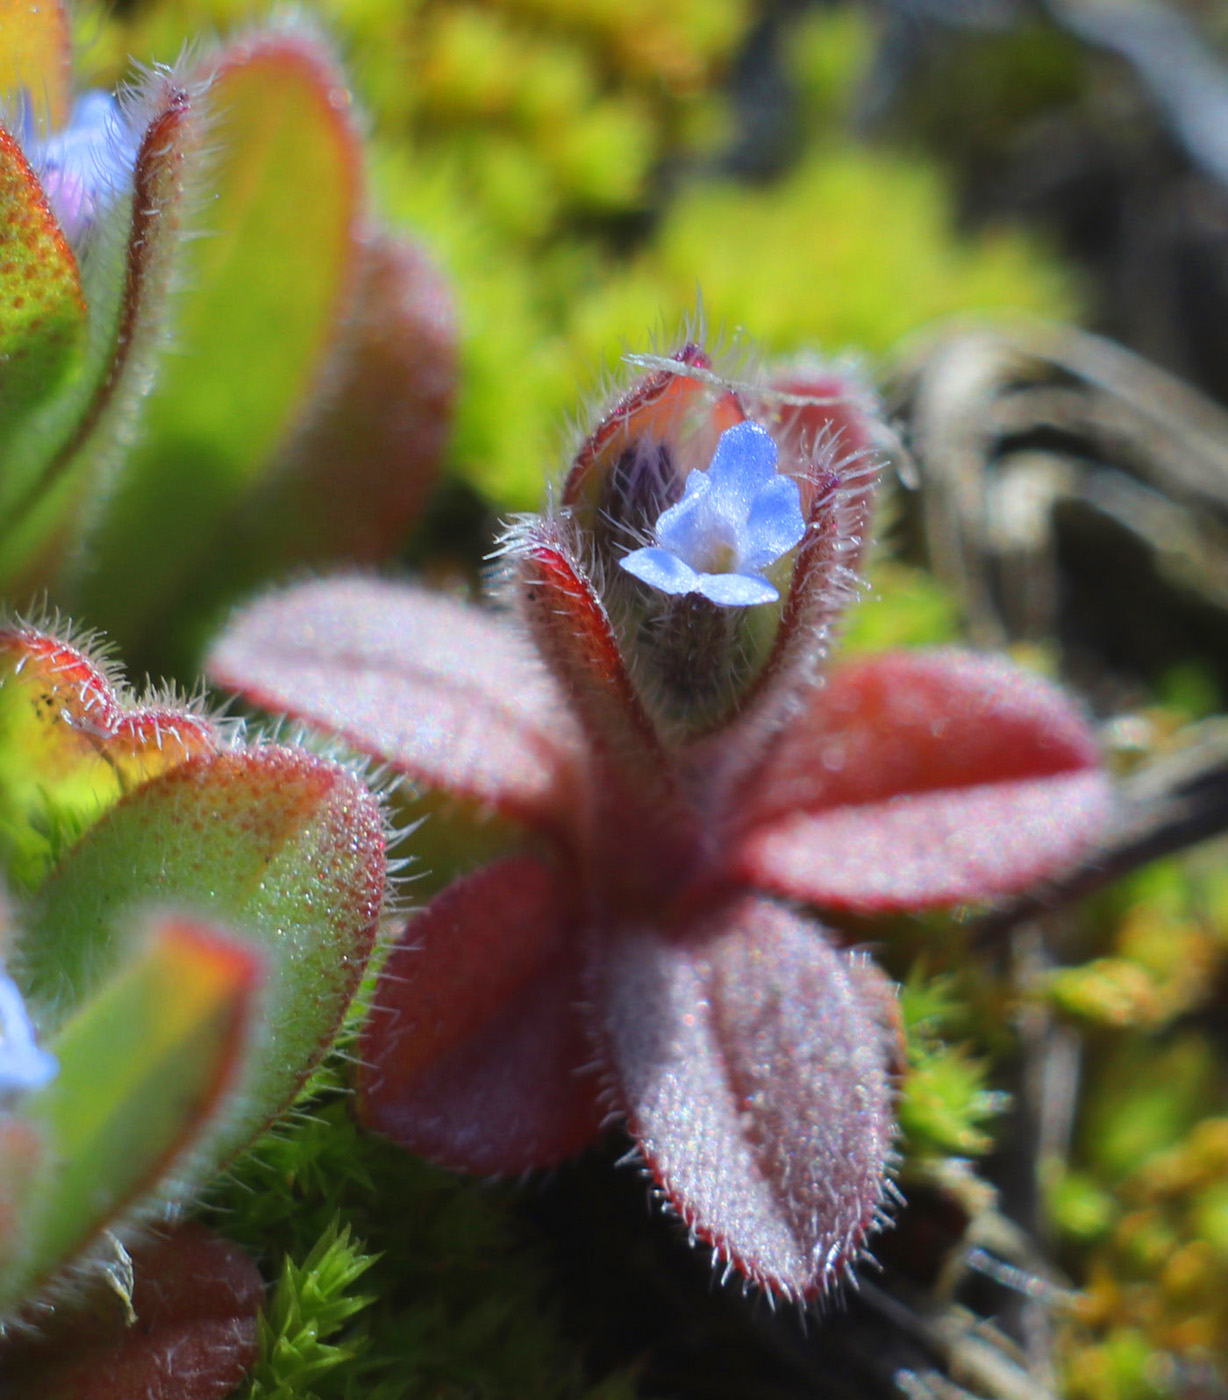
209, 328, 1113, 1301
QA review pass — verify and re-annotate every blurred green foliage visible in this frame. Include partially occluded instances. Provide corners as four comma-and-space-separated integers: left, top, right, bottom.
99, 0, 1078, 508
1047, 853, 1228, 1396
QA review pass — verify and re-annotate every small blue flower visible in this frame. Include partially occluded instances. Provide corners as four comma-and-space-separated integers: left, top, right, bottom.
0, 971, 58, 1100
19, 90, 138, 246
618, 420, 806, 606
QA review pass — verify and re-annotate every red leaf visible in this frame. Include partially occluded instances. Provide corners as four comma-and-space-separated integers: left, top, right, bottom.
732, 649, 1112, 910
597, 895, 899, 1299
359, 855, 603, 1174
4, 1222, 263, 1400
513, 520, 705, 899
207, 576, 585, 836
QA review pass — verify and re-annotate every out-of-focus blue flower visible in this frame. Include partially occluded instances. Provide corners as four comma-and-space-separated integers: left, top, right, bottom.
19, 89, 137, 246
618, 420, 806, 606
0, 970, 57, 1100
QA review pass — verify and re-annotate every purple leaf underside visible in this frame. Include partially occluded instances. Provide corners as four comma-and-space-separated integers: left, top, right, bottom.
735, 649, 1112, 910
598, 894, 898, 1299
359, 854, 603, 1174
207, 577, 586, 833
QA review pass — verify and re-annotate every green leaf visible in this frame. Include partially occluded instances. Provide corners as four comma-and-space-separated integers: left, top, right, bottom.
0, 914, 259, 1314
75, 29, 366, 653
0, 70, 204, 596
0, 122, 85, 442
218, 229, 455, 595
0, 625, 217, 892
0, 1115, 49, 1291
18, 745, 385, 1156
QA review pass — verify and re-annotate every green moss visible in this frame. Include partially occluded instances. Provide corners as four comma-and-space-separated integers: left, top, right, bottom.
206, 1093, 637, 1399
1047, 1170, 1119, 1245
593, 144, 1077, 360
240, 1220, 378, 1400
1063, 1328, 1169, 1400
897, 969, 1006, 1163
1155, 661, 1223, 722
1080, 1036, 1223, 1184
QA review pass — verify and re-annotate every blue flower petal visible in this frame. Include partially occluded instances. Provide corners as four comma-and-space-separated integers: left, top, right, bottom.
617, 419, 804, 608
620, 545, 706, 596
706, 420, 779, 497
694, 571, 780, 606
20, 90, 137, 246
654, 470, 717, 563
0, 973, 58, 1099
741, 473, 806, 572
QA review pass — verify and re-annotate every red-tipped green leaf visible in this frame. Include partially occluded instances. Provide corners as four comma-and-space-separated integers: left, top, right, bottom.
19, 746, 384, 1151
0, 625, 217, 890
1, 916, 259, 1313
597, 894, 899, 1300
0, 71, 201, 595
733, 649, 1112, 910
360, 855, 602, 1174
207, 576, 586, 837
75, 29, 366, 648
4, 1222, 263, 1400
0, 0, 72, 131
0, 120, 84, 434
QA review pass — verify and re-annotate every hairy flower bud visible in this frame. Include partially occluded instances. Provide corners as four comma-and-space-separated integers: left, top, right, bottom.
557, 341, 882, 736
17, 89, 137, 246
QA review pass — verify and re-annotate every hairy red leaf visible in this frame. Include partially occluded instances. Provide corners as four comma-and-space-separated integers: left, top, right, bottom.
360, 855, 602, 1173
598, 895, 899, 1299
207, 576, 584, 835
733, 649, 1111, 909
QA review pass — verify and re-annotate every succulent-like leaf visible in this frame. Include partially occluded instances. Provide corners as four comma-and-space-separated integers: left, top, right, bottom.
0, 121, 85, 440
0, 1115, 47, 1293
0, 915, 259, 1314
75, 29, 366, 650
228, 229, 456, 574
207, 576, 586, 837
18, 746, 384, 1155
597, 894, 899, 1299
0, 626, 216, 890
3, 1222, 263, 1400
360, 855, 602, 1174
733, 649, 1112, 910
0, 0, 72, 131
0, 70, 201, 596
